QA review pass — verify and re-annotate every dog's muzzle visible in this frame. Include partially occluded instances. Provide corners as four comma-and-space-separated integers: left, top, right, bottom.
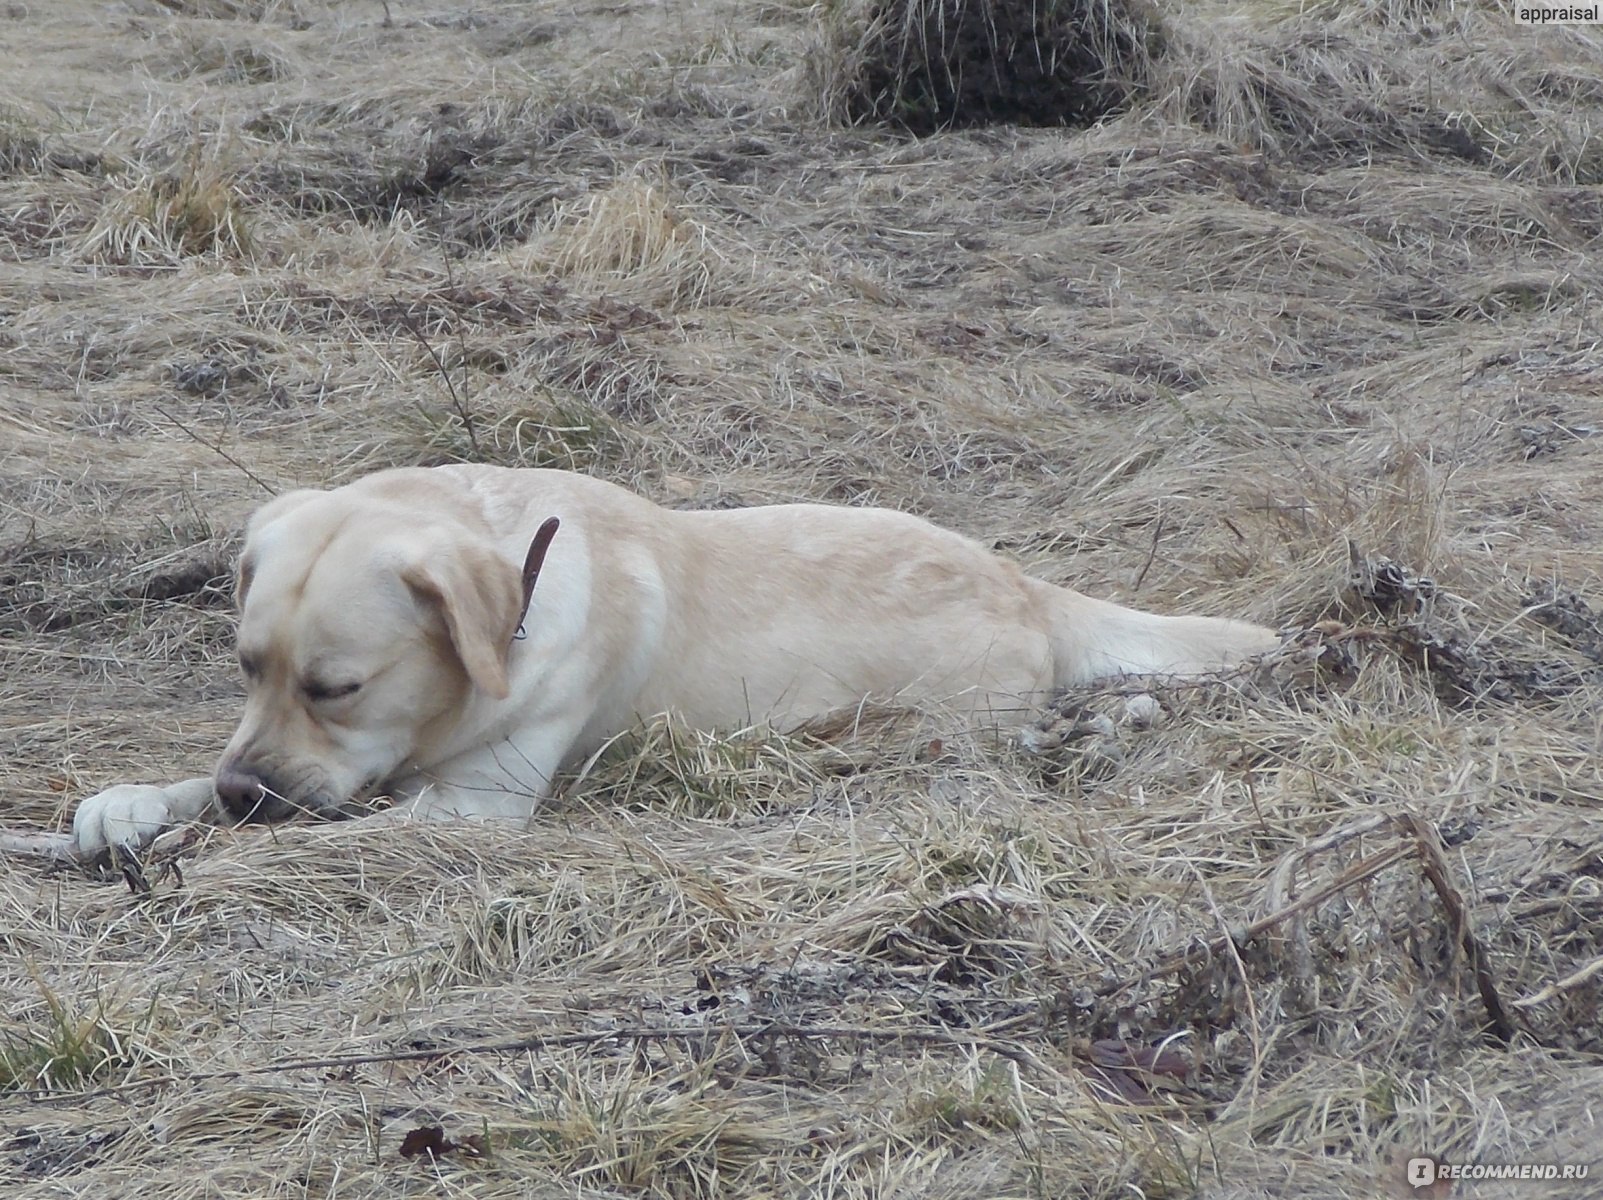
213, 763, 337, 824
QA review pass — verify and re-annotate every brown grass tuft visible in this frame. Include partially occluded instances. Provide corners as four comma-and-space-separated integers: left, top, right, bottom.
510, 173, 750, 308
76, 156, 255, 265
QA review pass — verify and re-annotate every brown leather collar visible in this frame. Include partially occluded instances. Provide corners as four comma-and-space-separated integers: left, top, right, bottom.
513, 516, 560, 643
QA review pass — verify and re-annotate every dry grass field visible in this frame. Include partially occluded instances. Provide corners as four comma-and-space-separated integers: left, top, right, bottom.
3, 0, 1603, 1195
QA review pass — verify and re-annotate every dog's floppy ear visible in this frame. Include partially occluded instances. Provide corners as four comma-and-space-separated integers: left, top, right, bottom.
236, 489, 325, 606
402, 541, 523, 700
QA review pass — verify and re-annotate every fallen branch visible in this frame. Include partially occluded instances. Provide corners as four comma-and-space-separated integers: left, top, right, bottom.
1514, 951, 1603, 1010
1262, 812, 1394, 913
17, 1019, 1041, 1105
1097, 841, 1417, 998
1106, 814, 1518, 1044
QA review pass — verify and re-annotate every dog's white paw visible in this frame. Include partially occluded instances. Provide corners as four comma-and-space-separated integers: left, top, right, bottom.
72, 785, 186, 856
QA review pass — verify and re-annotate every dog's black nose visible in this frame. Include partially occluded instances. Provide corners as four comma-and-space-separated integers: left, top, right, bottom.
214, 765, 267, 819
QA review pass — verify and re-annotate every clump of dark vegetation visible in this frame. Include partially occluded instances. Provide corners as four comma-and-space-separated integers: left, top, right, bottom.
840, 0, 1162, 132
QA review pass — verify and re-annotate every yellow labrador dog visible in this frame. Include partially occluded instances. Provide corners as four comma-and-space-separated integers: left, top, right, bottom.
70, 465, 1276, 855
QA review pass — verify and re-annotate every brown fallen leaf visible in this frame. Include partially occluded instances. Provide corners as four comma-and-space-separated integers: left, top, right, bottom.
1076, 1038, 1197, 1107
399, 1125, 485, 1161
399, 1126, 448, 1159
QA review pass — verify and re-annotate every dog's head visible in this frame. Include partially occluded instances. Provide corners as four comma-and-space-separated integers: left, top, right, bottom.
213, 481, 532, 823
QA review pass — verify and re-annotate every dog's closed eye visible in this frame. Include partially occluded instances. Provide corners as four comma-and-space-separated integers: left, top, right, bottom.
303, 680, 362, 703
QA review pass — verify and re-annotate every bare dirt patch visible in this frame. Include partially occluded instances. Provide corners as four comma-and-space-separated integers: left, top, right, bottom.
3, 1, 1602, 1197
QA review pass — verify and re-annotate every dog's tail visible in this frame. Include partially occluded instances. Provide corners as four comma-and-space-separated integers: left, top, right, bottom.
1031, 580, 1278, 688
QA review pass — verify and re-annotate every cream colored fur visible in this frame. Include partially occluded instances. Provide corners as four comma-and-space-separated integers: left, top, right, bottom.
71, 465, 1277, 855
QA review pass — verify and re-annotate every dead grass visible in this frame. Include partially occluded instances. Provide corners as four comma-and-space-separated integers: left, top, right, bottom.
3, 0, 1603, 1196
75, 155, 255, 265
510, 173, 752, 309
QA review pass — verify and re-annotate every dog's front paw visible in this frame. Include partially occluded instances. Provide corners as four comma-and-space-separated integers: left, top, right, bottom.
72, 785, 190, 857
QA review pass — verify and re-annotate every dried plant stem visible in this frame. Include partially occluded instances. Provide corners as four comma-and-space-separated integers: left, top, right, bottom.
1400, 814, 1519, 1044
1515, 952, 1603, 1010
1098, 841, 1419, 1000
